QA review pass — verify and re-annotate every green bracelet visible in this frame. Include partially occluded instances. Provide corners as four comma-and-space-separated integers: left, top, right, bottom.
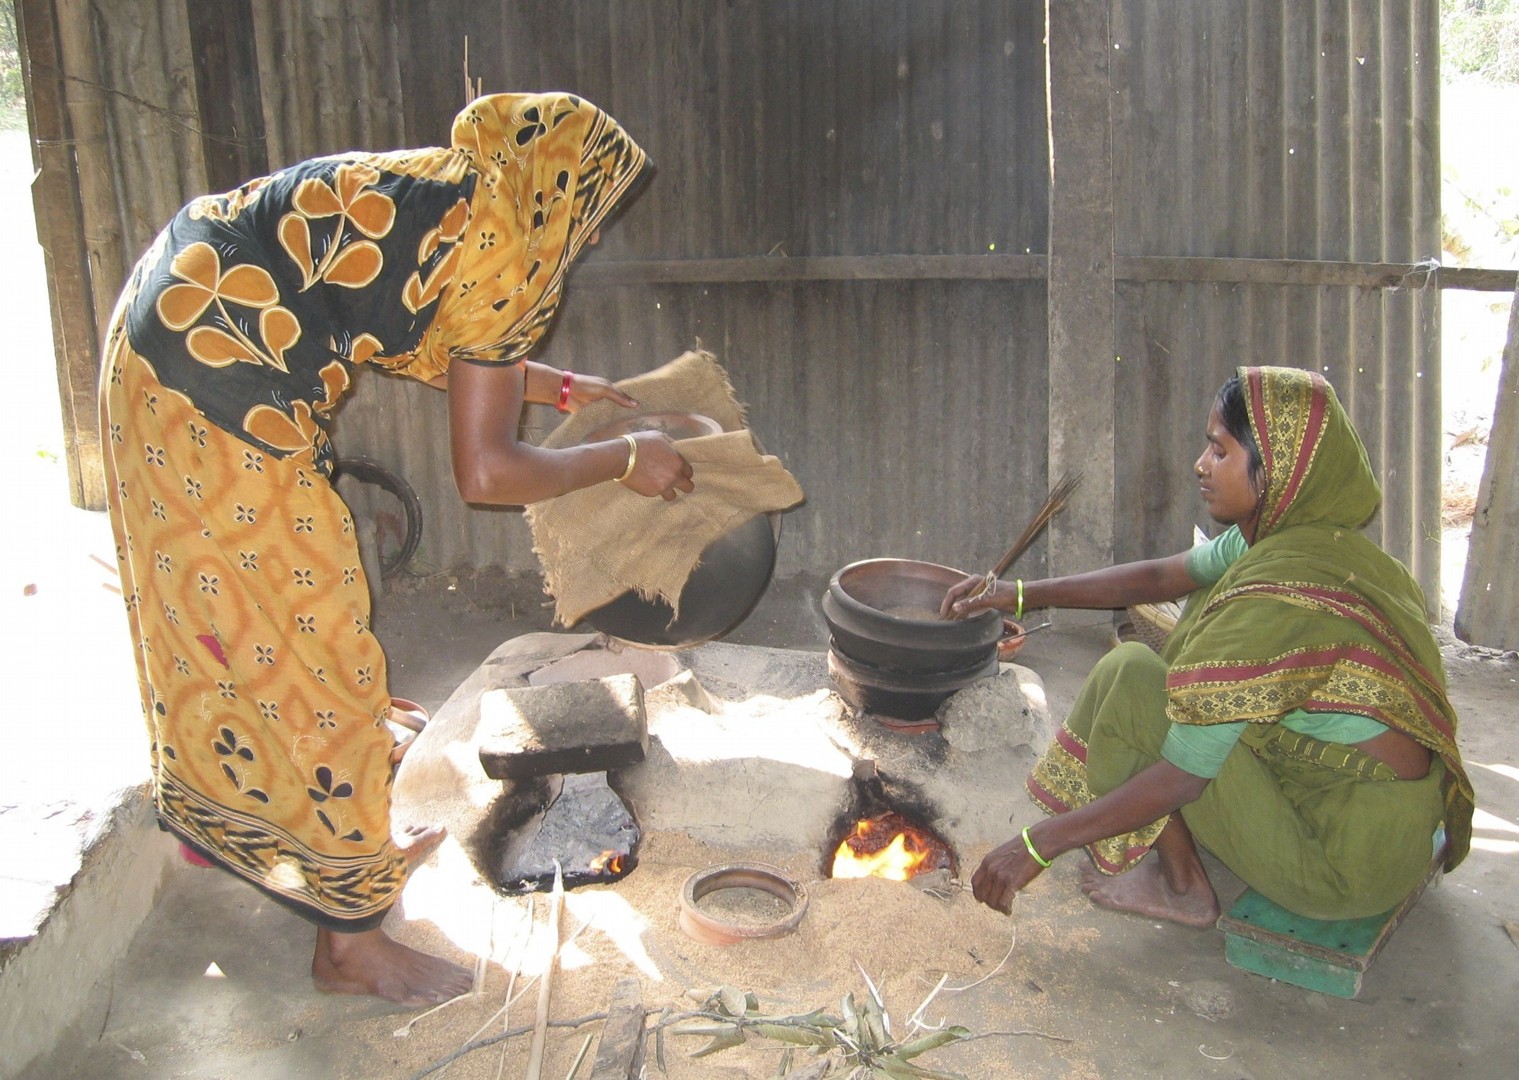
1014, 579, 1025, 622
1021, 825, 1051, 868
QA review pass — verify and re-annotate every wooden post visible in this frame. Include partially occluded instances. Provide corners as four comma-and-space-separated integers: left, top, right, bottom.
1455, 281, 1519, 650
55, 0, 126, 351
17, 0, 104, 509
1045, 0, 1116, 576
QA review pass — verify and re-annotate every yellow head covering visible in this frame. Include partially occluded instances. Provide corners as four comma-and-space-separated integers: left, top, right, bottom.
410, 93, 650, 375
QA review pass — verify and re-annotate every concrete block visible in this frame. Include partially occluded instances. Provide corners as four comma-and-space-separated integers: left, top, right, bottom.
478, 674, 648, 779
645, 669, 715, 714
0, 788, 175, 1078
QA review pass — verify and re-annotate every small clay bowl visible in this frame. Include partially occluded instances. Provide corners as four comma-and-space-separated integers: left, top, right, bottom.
677, 863, 808, 946
997, 620, 1029, 662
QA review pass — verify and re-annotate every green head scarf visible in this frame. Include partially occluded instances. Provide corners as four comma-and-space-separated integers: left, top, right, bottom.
1163, 366, 1474, 870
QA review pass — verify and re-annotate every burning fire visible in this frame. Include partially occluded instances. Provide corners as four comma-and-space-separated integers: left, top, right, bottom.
588, 851, 625, 875
830, 812, 948, 881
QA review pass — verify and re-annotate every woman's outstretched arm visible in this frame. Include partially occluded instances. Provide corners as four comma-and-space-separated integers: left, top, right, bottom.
942, 551, 1197, 620
446, 360, 692, 504
972, 760, 1210, 913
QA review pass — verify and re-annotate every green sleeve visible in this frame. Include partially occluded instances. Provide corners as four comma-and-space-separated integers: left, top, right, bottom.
1161, 720, 1246, 778
1184, 525, 1247, 586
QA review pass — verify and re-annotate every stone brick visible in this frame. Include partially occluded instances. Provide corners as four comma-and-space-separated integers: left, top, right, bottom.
477, 674, 648, 779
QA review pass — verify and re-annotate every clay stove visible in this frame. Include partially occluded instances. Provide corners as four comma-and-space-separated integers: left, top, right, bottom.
824, 760, 957, 882
391, 627, 1050, 912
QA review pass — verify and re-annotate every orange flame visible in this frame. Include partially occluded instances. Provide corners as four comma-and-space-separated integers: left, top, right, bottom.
830, 814, 941, 881
588, 851, 625, 875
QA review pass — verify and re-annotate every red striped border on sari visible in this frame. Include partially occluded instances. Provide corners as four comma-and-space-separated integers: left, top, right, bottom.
1249, 368, 1329, 535
1189, 581, 1457, 744
1024, 727, 1161, 875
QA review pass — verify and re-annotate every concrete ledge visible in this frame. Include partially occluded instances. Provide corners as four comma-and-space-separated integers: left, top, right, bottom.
0, 786, 175, 1080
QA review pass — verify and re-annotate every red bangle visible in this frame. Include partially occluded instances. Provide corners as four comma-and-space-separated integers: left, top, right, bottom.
556, 370, 575, 413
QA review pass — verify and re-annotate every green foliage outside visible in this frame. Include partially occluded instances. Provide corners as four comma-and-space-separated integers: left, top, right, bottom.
1443, 0, 1519, 83
0, 0, 23, 130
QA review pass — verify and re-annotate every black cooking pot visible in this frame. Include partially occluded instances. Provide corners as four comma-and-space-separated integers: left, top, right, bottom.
579, 413, 780, 649
822, 559, 1002, 674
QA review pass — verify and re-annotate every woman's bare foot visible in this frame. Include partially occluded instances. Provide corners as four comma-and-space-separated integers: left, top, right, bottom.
394, 823, 446, 869
312, 927, 474, 1006
1078, 858, 1221, 928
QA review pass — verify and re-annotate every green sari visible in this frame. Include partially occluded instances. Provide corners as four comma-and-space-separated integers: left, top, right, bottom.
1028, 367, 1474, 919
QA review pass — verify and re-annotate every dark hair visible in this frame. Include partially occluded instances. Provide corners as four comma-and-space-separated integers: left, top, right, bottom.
1215, 376, 1264, 485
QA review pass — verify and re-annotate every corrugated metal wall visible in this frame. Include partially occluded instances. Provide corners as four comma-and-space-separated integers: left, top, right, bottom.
32, 0, 1445, 600
1109, 0, 1443, 592
307, 0, 1056, 582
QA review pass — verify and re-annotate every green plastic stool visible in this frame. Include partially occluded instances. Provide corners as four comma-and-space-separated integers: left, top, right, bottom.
1217, 827, 1446, 999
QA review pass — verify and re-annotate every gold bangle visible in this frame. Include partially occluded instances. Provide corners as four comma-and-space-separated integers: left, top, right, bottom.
617, 433, 638, 483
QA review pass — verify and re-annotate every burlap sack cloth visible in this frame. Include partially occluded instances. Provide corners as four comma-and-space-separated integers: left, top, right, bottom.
525, 350, 805, 626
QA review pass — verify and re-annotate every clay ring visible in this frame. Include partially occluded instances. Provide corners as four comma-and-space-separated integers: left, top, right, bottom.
677, 863, 809, 946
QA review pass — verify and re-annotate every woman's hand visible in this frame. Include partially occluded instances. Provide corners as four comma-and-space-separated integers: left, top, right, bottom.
971, 829, 1047, 914
942, 551, 1199, 620
940, 574, 1007, 619
618, 431, 695, 501
563, 372, 637, 412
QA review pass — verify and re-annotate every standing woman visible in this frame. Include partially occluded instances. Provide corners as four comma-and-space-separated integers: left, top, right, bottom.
100, 93, 690, 1005
944, 367, 1473, 926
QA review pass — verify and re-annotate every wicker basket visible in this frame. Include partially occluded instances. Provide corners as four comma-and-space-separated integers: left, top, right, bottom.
1124, 601, 1182, 653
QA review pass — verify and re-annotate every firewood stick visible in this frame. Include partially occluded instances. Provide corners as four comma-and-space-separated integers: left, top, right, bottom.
524, 861, 564, 1080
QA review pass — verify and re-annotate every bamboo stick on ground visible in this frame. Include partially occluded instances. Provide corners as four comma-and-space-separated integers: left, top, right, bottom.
524, 861, 565, 1080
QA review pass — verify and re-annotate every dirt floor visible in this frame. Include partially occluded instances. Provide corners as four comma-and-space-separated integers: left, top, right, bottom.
15, 570, 1519, 1080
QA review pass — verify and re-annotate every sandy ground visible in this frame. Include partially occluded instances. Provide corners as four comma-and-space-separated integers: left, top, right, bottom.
13, 574, 1519, 1080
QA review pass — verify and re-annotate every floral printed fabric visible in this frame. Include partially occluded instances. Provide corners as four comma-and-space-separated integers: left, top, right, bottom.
119, 148, 475, 475
99, 94, 652, 928
102, 336, 403, 928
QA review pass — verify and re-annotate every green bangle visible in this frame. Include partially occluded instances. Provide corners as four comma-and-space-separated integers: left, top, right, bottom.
1022, 825, 1051, 868
1014, 579, 1025, 622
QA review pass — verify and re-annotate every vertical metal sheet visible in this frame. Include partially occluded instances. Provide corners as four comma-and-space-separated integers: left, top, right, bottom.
329, 1, 1054, 580
1110, 0, 1442, 600
93, 0, 206, 260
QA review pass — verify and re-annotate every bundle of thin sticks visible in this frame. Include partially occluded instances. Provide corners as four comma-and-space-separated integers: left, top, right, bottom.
968, 470, 1083, 601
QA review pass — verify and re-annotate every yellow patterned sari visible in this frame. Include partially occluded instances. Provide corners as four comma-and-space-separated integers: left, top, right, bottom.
101, 94, 649, 929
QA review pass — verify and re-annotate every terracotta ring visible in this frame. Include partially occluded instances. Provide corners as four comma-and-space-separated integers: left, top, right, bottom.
677, 863, 809, 946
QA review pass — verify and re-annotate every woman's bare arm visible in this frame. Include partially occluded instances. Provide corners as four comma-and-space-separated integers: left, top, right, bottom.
942, 552, 1197, 619
972, 760, 1210, 913
446, 360, 690, 504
